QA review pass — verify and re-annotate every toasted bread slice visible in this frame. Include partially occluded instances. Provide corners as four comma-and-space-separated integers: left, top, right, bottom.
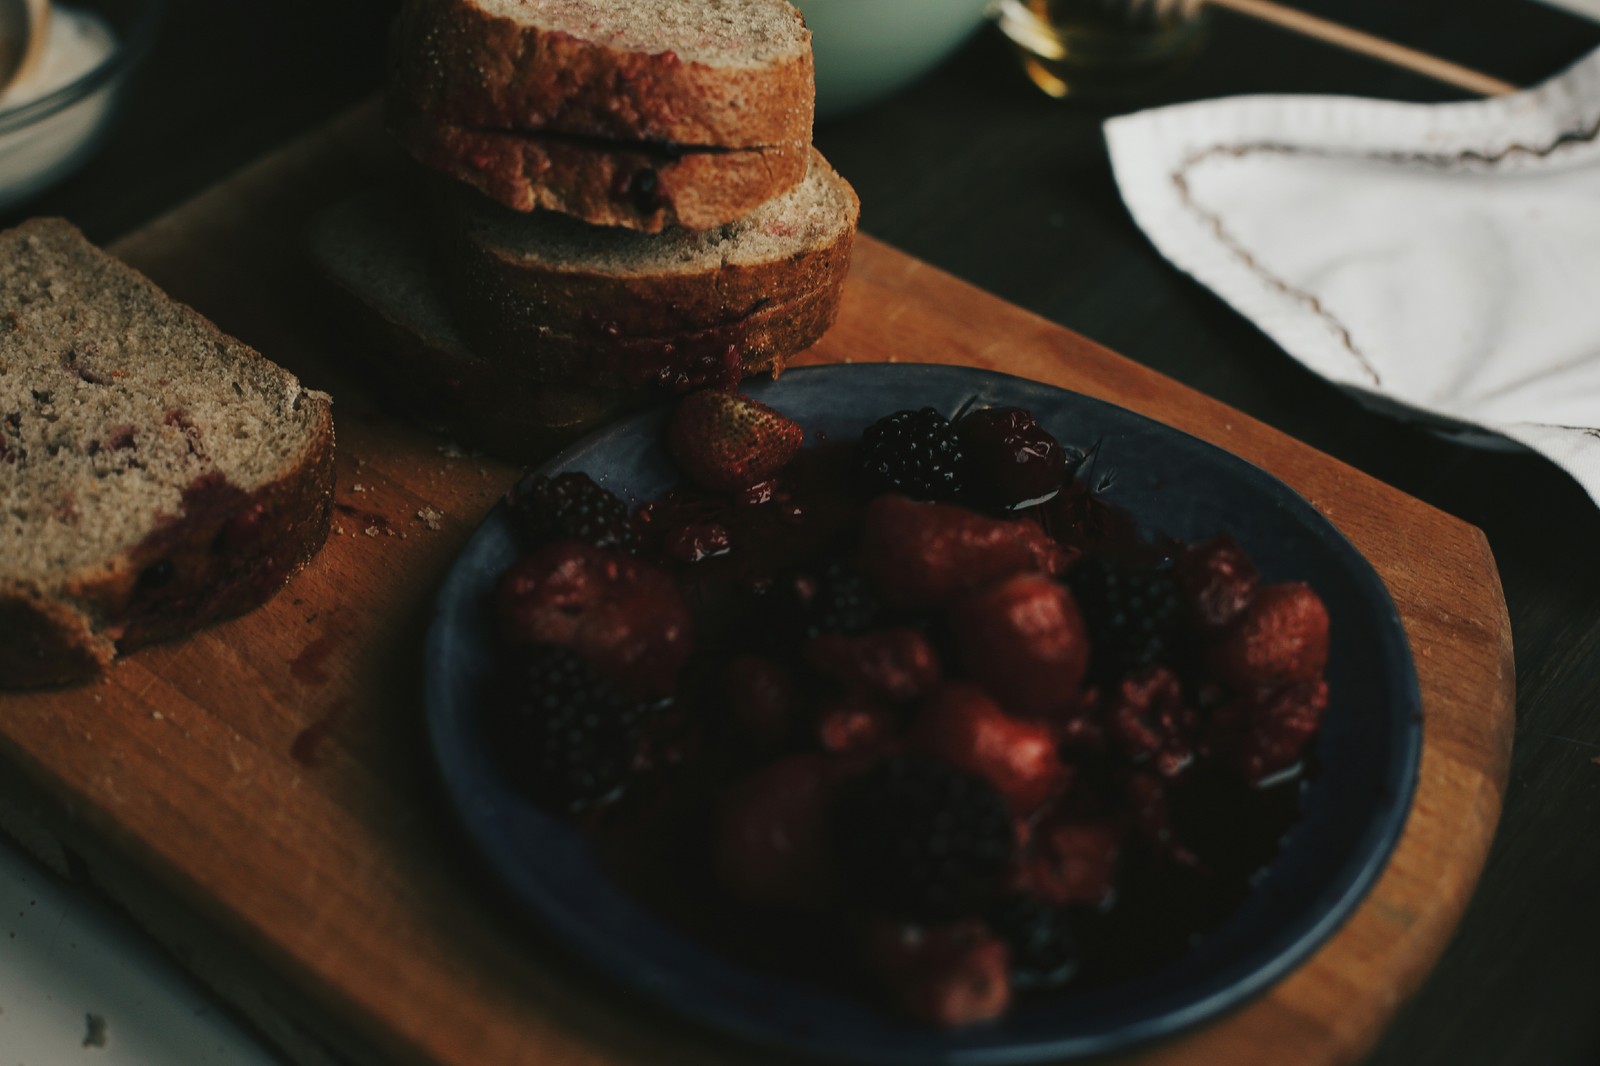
387, 0, 815, 230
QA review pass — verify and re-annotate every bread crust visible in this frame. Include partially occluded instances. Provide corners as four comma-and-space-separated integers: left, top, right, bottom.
0, 592, 108, 689
0, 399, 334, 690
445, 250, 850, 390
435, 179, 858, 339
389, 0, 814, 150
389, 97, 808, 232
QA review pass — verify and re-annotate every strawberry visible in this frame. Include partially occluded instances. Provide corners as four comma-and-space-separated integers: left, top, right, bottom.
1176, 534, 1260, 632
496, 542, 693, 699
862, 920, 1012, 1028
949, 573, 1090, 719
913, 683, 1069, 815
857, 494, 1064, 611
713, 753, 843, 910
666, 389, 803, 493
1210, 581, 1330, 689
805, 627, 943, 704
1203, 678, 1329, 784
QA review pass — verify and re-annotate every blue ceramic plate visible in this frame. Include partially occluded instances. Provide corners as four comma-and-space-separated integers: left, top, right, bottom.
424, 364, 1422, 1064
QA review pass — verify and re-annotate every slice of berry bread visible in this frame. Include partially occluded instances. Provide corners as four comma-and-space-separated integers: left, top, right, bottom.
387, 0, 814, 231
0, 219, 335, 688
438, 147, 858, 340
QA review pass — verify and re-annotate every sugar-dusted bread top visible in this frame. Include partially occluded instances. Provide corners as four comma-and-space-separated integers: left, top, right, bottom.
471, 0, 809, 66
0, 219, 331, 591
441, 147, 860, 337
389, 0, 814, 150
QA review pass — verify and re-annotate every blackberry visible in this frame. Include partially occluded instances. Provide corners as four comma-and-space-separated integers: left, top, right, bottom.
835, 755, 1015, 921
989, 898, 1081, 990
855, 407, 968, 501
505, 471, 636, 553
772, 558, 883, 642
484, 644, 648, 813
1067, 559, 1183, 681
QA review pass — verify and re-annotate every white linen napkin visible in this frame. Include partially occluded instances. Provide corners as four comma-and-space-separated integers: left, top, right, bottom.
1105, 47, 1600, 506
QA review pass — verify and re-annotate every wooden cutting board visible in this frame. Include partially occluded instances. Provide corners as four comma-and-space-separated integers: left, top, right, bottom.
0, 102, 1512, 1066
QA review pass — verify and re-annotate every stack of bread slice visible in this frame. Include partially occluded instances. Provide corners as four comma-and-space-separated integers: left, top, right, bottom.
315, 0, 860, 461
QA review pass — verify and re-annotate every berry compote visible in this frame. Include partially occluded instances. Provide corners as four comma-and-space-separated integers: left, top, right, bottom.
483, 397, 1333, 1029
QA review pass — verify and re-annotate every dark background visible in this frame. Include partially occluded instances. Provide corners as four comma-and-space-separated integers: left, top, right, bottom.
7, 1, 1600, 1063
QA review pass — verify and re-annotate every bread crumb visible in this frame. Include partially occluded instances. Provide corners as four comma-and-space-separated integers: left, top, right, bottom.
365, 526, 380, 537
150, 711, 163, 721
351, 483, 367, 493
333, 524, 345, 536
438, 442, 468, 459
417, 507, 444, 530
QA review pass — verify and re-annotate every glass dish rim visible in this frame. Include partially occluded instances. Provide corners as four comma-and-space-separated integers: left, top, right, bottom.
0, 0, 165, 138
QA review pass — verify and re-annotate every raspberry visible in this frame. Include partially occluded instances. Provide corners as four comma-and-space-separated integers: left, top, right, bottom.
1067, 559, 1182, 681
1204, 679, 1329, 784
505, 471, 636, 554
836, 755, 1016, 921
1176, 534, 1259, 632
482, 645, 648, 813
988, 898, 1080, 990
1104, 667, 1199, 777
956, 407, 1075, 509
856, 407, 968, 501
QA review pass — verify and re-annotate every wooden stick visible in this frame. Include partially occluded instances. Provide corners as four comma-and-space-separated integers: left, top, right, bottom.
1207, 0, 1519, 96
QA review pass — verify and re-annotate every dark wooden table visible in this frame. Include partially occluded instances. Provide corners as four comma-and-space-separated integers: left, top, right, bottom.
6, 2, 1599, 1064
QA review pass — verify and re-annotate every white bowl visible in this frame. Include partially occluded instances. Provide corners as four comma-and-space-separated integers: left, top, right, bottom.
0, 0, 162, 213
797, 0, 992, 117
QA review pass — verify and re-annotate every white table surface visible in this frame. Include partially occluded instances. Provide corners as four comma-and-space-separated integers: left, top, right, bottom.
0, 841, 280, 1065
